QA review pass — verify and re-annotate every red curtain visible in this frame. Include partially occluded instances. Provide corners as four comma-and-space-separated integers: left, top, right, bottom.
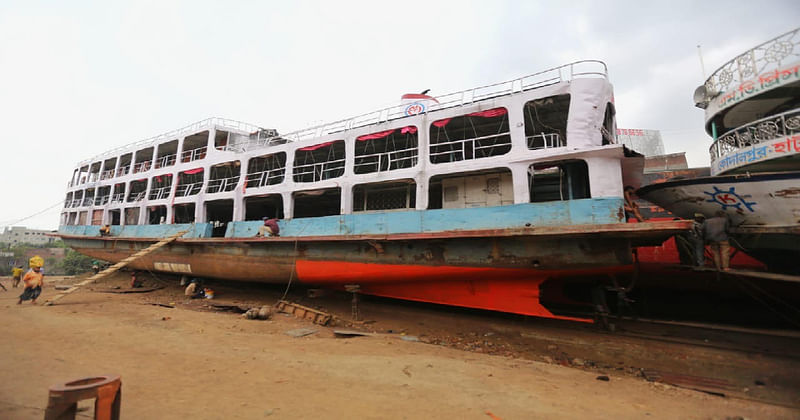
183, 168, 203, 175
298, 141, 337, 151
357, 126, 418, 141
432, 107, 507, 128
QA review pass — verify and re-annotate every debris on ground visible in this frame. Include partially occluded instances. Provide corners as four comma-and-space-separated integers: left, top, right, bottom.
333, 330, 373, 338
211, 304, 247, 314
243, 305, 273, 320
276, 300, 331, 325
597, 375, 610, 381
285, 328, 317, 338
148, 303, 175, 308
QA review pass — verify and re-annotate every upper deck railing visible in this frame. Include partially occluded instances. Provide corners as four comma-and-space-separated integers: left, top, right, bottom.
709, 107, 800, 160
230, 60, 608, 152
702, 27, 800, 97
77, 117, 264, 166
74, 61, 608, 166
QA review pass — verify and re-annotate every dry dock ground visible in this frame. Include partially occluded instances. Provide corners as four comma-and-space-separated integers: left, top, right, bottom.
0, 273, 797, 419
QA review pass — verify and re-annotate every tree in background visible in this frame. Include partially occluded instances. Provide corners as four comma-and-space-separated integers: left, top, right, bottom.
56, 249, 96, 275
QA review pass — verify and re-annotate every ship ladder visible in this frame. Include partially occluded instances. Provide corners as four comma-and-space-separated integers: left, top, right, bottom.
45, 229, 189, 305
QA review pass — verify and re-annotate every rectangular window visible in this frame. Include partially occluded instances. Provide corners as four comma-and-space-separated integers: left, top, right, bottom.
529, 160, 590, 202
293, 188, 340, 218
293, 141, 345, 183
246, 152, 286, 188
353, 181, 416, 212
523, 95, 570, 150
354, 127, 418, 174
430, 108, 511, 164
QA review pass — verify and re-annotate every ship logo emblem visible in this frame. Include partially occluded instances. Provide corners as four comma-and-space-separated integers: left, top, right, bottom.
703, 186, 757, 212
404, 102, 426, 116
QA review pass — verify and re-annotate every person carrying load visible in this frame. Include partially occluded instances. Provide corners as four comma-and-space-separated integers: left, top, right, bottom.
18, 256, 45, 305
11, 265, 24, 288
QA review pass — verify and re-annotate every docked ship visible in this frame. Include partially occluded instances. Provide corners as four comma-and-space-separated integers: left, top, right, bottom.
58, 60, 688, 321
638, 27, 800, 273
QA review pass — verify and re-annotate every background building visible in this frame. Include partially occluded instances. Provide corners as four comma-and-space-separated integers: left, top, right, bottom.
0, 226, 57, 246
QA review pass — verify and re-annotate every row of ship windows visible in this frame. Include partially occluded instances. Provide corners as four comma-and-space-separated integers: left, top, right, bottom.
69, 95, 573, 186
62, 162, 591, 232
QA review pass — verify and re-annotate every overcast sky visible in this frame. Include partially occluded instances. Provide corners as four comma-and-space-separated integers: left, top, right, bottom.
1, 1, 798, 230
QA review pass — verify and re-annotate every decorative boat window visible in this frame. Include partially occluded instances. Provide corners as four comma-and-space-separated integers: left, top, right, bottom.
293, 188, 341, 218
428, 168, 513, 209
176, 168, 204, 197
147, 206, 167, 225
111, 183, 126, 204
88, 162, 102, 183
124, 207, 139, 225
182, 131, 209, 163
293, 140, 345, 183
155, 140, 178, 169
246, 152, 286, 189
91, 209, 103, 225
72, 190, 83, 208
149, 174, 173, 200
127, 179, 148, 202
133, 147, 154, 174
244, 194, 284, 220
601, 103, 616, 145
173, 203, 195, 224
95, 186, 111, 206
207, 161, 240, 194
213, 130, 231, 151
524, 95, 570, 150
101, 157, 117, 180
77, 165, 89, 185
108, 209, 121, 225
353, 180, 416, 212
64, 192, 72, 209
117, 153, 133, 177
67, 212, 77, 226
354, 127, 418, 174
529, 160, 590, 203
430, 108, 511, 164
78, 211, 88, 225
205, 199, 234, 237
82, 188, 95, 207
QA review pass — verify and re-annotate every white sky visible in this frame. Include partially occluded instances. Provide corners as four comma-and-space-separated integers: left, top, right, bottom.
1, 1, 798, 230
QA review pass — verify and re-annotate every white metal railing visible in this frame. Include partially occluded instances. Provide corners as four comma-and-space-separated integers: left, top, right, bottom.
354, 148, 418, 173
175, 182, 203, 197
245, 169, 285, 188
128, 191, 146, 202
73, 61, 607, 168
110, 193, 125, 204
100, 169, 115, 180
77, 117, 263, 166
69, 199, 81, 208
116, 165, 130, 177
148, 186, 172, 200
206, 176, 240, 193
154, 154, 177, 169
82, 198, 94, 207
703, 27, 800, 96
710, 107, 800, 159
430, 133, 512, 163
133, 161, 152, 173
88, 173, 99, 183
293, 159, 346, 183
94, 196, 110, 206
180, 146, 207, 163
527, 133, 564, 150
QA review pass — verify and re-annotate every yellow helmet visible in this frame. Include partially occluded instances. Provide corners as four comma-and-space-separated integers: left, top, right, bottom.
29, 255, 44, 268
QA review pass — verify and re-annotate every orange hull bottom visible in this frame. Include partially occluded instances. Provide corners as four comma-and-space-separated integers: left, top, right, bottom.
295, 261, 631, 322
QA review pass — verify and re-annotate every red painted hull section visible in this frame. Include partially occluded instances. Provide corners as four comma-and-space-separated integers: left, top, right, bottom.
294, 261, 629, 322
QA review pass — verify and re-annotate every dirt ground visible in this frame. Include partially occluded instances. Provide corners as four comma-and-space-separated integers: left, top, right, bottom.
0, 273, 797, 419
